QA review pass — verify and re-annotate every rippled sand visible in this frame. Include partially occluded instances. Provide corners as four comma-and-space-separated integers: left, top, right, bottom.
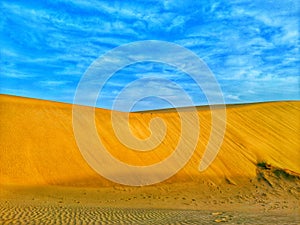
1, 181, 299, 224
1, 204, 299, 224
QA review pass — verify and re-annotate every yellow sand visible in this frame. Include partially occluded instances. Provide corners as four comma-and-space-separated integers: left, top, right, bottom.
0, 94, 299, 186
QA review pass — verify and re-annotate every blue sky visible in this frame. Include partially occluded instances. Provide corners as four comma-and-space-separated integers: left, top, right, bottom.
1, 0, 299, 111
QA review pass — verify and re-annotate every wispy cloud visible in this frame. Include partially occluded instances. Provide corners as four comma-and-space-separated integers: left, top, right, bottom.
39, 80, 70, 88
0, 0, 299, 110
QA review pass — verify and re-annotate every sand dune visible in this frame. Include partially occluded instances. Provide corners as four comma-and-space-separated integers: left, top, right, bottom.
0, 94, 299, 186
1, 94, 299, 223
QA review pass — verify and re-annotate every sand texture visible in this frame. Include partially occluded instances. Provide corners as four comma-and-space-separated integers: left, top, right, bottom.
0, 94, 299, 224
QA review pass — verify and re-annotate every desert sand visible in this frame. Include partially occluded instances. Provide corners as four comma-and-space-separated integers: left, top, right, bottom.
0, 94, 299, 224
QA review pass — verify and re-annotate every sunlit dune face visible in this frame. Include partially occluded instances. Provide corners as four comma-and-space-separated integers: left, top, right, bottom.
0, 94, 299, 186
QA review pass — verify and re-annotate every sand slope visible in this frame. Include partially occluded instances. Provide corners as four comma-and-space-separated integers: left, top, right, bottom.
0, 94, 299, 186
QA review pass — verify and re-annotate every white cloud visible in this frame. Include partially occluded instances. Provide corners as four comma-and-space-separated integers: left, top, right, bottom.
1, 0, 299, 110
39, 80, 70, 87
226, 94, 240, 101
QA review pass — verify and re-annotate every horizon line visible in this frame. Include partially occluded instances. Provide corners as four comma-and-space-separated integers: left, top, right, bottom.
1, 93, 299, 113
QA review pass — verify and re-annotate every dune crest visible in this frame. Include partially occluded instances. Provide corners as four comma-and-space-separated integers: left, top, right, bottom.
0, 94, 299, 186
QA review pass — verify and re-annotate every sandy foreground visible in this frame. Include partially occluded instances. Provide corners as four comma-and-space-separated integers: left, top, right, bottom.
0, 94, 299, 224
1, 180, 299, 224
